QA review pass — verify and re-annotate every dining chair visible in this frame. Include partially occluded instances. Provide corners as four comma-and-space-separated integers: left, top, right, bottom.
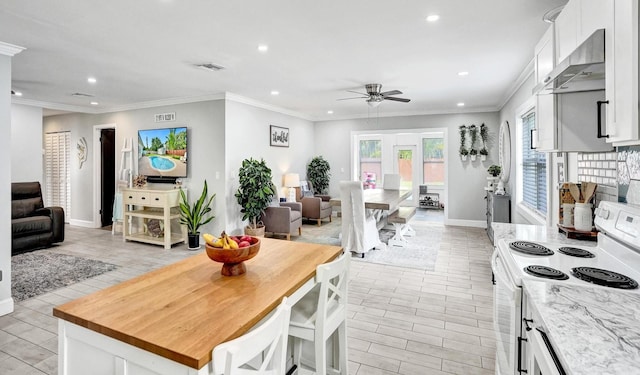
212, 297, 291, 375
339, 181, 383, 257
289, 252, 349, 375
382, 174, 401, 190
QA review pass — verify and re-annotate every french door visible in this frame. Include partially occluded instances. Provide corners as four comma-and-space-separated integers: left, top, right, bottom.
44, 131, 71, 221
393, 145, 418, 204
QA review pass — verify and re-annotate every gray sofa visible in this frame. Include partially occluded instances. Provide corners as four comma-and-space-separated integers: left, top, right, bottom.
11, 182, 65, 254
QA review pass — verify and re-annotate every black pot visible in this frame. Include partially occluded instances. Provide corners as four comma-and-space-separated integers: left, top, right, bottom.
188, 233, 200, 249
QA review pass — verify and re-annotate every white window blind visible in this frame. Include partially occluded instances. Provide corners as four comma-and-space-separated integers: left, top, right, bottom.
521, 112, 547, 215
45, 132, 71, 219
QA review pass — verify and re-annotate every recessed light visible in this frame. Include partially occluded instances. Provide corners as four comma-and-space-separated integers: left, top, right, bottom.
327, 110, 334, 114
458, 71, 469, 76
13, 91, 22, 97
426, 14, 440, 22
271, 90, 279, 96
87, 77, 97, 84
90, 101, 99, 105
457, 102, 465, 107
258, 44, 269, 52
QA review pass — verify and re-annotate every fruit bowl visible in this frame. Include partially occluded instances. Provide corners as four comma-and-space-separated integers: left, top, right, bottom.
205, 236, 261, 276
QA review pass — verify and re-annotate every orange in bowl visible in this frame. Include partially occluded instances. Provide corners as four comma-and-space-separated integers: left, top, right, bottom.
205, 236, 260, 276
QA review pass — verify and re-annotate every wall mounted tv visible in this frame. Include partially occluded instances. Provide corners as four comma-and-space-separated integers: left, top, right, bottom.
138, 126, 188, 181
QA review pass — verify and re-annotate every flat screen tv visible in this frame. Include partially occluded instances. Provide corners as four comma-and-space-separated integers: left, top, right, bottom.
138, 126, 188, 180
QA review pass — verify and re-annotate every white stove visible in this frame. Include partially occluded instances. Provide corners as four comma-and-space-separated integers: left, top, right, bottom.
492, 201, 640, 375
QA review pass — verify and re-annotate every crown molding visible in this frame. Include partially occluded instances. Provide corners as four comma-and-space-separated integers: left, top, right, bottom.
0, 42, 25, 57
312, 106, 499, 122
223, 92, 312, 121
100, 93, 226, 113
498, 58, 534, 111
12, 97, 97, 114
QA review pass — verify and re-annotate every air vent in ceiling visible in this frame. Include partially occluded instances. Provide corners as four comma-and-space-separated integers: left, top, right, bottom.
194, 63, 225, 72
71, 92, 94, 97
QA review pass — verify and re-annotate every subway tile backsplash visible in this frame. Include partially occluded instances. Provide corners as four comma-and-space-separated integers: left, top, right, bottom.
578, 151, 617, 203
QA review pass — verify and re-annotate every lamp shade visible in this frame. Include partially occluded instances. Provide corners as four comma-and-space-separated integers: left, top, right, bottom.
284, 173, 300, 188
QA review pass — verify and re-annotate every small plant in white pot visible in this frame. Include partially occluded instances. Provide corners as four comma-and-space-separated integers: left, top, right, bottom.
480, 148, 489, 161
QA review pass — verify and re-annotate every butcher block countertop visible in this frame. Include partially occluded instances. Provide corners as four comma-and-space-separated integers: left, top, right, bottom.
53, 238, 343, 370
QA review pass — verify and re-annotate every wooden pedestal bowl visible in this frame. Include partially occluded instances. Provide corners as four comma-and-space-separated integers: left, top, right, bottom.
205, 237, 261, 276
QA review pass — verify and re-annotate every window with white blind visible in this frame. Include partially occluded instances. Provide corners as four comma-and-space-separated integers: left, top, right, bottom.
45, 131, 71, 220
521, 111, 547, 215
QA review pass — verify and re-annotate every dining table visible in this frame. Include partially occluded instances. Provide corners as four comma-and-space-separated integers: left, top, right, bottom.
329, 188, 412, 212
53, 238, 343, 375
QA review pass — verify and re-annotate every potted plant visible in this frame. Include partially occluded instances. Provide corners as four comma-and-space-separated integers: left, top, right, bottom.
235, 158, 274, 237
179, 180, 216, 250
470, 148, 478, 161
488, 165, 502, 177
469, 124, 478, 150
307, 156, 331, 194
480, 148, 489, 161
459, 125, 468, 160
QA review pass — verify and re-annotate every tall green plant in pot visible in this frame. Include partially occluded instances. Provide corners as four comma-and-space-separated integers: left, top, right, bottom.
307, 156, 331, 195
179, 180, 216, 250
235, 158, 274, 236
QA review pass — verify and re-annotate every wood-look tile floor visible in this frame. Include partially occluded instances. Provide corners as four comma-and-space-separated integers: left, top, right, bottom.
0, 217, 495, 375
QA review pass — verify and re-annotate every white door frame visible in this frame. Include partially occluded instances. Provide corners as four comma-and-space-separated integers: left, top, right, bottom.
93, 123, 117, 228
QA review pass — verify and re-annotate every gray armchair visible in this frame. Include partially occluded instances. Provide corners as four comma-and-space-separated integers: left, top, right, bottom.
300, 181, 332, 226
262, 202, 302, 240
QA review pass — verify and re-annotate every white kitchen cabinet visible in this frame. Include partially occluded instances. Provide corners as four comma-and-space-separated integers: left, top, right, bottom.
554, 0, 579, 64
604, 0, 639, 144
535, 26, 557, 151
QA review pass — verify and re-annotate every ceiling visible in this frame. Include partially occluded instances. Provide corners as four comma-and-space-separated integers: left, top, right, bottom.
1, 0, 567, 120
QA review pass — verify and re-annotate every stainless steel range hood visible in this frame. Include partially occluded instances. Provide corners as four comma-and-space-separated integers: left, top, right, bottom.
533, 29, 605, 94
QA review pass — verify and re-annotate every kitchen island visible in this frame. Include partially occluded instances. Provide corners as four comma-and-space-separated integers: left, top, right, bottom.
53, 238, 343, 375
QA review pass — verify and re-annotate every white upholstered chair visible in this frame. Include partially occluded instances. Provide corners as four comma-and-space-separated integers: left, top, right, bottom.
339, 181, 383, 257
212, 297, 291, 375
289, 253, 349, 375
382, 174, 401, 190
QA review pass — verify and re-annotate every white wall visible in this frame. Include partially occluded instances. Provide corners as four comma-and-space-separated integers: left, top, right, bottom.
225, 100, 315, 233
44, 100, 227, 234
11, 104, 43, 183
0, 54, 14, 315
314, 112, 500, 224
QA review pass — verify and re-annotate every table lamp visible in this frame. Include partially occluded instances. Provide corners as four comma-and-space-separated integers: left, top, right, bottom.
284, 173, 300, 202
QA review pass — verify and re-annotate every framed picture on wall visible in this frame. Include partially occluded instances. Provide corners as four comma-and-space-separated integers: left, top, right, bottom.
270, 125, 289, 147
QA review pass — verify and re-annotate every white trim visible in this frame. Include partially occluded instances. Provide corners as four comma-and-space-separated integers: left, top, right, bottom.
224, 92, 312, 121
315, 106, 498, 122
13, 98, 99, 114
0, 297, 14, 316
69, 219, 96, 228
517, 203, 547, 226
104, 93, 225, 114
444, 219, 487, 228
0, 41, 25, 56
498, 58, 535, 111
93, 123, 117, 229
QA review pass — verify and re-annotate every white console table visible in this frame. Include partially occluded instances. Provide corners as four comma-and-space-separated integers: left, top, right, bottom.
122, 188, 186, 249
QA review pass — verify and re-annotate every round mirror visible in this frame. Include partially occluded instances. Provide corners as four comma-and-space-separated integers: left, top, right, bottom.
498, 121, 511, 183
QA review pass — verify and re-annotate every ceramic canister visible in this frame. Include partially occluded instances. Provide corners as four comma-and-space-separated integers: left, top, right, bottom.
562, 203, 575, 227
574, 202, 593, 231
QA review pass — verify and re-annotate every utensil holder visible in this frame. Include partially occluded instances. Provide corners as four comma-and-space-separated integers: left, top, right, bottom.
561, 203, 575, 227
574, 202, 593, 231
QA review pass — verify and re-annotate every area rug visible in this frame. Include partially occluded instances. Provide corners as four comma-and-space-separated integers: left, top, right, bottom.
11, 251, 118, 302
354, 221, 443, 271
294, 217, 443, 271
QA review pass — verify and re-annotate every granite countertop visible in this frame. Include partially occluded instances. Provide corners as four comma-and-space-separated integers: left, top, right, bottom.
492, 222, 597, 246
523, 280, 640, 375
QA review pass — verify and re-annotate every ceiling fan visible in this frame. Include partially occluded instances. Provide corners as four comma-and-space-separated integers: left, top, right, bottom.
338, 83, 411, 107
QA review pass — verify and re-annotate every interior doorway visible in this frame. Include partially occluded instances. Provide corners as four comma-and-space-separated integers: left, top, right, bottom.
393, 145, 418, 204
100, 129, 116, 227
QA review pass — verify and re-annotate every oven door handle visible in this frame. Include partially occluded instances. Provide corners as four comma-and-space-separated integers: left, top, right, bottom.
529, 328, 566, 375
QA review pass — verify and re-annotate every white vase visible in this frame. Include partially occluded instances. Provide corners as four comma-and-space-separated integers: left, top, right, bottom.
461, 155, 467, 161
470, 155, 477, 161
481, 155, 487, 161
574, 203, 593, 231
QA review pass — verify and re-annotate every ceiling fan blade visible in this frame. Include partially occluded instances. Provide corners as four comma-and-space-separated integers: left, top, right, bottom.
384, 97, 411, 103
346, 90, 369, 96
337, 96, 368, 101
380, 90, 402, 97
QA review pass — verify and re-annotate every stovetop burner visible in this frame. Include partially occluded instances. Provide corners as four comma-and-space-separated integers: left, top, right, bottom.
558, 247, 595, 258
524, 265, 569, 280
509, 241, 554, 256
572, 267, 639, 289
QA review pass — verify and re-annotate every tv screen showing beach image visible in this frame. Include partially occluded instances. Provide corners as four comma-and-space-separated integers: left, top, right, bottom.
138, 127, 187, 177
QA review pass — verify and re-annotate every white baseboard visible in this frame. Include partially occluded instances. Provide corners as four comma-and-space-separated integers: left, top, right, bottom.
69, 219, 97, 228
0, 297, 14, 316
444, 219, 487, 228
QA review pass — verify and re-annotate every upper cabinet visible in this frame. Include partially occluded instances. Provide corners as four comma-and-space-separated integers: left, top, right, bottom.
555, 0, 612, 65
535, 26, 558, 151
604, 0, 639, 144
554, 0, 579, 64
